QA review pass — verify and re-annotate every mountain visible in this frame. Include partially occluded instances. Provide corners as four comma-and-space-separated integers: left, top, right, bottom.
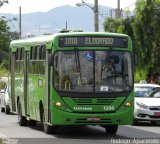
1, 5, 113, 37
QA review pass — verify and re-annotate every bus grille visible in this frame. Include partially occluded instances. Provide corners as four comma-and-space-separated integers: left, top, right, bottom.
72, 98, 116, 105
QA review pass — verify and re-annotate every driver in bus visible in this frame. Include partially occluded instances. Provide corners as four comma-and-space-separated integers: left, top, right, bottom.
102, 59, 114, 79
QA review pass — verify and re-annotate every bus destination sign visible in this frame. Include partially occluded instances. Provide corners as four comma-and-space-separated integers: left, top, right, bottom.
59, 36, 128, 48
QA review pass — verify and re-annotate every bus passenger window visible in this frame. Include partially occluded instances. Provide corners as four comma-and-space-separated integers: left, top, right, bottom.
15, 48, 20, 73
36, 46, 40, 60
15, 49, 19, 60
39, 45, 46, 60
30, 47, 37, 60
20, 48, 24, 60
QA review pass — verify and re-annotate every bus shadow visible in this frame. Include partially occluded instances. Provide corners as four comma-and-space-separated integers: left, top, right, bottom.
26, 122, 160, 139
28, 123, 129, 139
51, 126, 129, 140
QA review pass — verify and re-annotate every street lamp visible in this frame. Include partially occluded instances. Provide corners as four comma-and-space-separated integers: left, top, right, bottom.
0, 0, 8, 7
76, 0, 99, 32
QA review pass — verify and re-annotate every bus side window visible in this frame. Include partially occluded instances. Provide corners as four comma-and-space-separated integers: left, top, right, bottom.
39, 45, 46, 75
15, 48, 20, 73
29, 47, 36, 74
15, 49, 19, 60
20, 48, 24, 60
19, 48, 24, 74
39, 45, 46, 60
31, 46, 37, 60
36, 46, 40, 60
34, 46, 39, 74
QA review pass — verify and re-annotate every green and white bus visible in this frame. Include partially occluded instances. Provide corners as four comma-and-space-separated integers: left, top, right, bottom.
9, 32, 134, 134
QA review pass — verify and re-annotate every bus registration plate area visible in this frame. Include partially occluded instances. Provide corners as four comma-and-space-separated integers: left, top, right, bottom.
87, 117, 101, 121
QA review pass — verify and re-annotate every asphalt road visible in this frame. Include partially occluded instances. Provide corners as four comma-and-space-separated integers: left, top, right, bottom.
0, 111, 160, 144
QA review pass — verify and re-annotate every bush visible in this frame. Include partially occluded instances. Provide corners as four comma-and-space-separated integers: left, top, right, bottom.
134, 66, 148, 83
0, 81, 6, 89
0, 63, 8, 89
0, 63, 8, 77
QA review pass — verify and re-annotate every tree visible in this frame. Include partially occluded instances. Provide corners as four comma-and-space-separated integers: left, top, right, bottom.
0, 18, 10, 64
103, 17, 123, 33
103, 10, 134, 39
103, 0, 160, 80
132, 0, 160, 72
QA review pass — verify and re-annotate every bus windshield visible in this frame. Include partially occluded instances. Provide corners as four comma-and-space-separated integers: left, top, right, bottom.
54, 51, 133, 93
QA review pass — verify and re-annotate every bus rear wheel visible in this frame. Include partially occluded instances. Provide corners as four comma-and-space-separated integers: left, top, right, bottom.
104, 125, 118, 135
18, 102, 27, 126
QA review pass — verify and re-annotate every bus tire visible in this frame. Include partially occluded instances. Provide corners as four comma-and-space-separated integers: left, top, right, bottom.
1, 107, 5, 113
39, 102, 44, 122
132, 119, 138, 125
44, 123, 52, 134
28, 120, 37, 127
104, 125, 118, 135
18, 102, 27, 126
44, 123, 58, 134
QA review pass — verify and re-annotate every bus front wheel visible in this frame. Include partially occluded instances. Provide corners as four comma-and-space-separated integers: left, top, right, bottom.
44, 123, 52, 134
104, 125, 118, 135
18, 102, 27, 126
43, 123, 58, 134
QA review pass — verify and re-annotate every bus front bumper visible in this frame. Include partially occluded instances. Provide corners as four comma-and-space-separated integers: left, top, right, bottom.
50, 107, 133, 126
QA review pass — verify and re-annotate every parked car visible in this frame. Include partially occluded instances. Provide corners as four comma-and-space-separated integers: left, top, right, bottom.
134, 83, 160, 124
0, 85, 10, 114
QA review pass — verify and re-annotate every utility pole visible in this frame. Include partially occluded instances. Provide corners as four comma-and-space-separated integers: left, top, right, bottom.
94, 0, 99, 32
117, 0, 121, 18
65, 21, 68, 30
19, 6, 21, 39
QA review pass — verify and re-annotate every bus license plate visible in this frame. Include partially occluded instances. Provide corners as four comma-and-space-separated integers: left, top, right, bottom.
87, 117, 101, 121
154, 112, 160, 116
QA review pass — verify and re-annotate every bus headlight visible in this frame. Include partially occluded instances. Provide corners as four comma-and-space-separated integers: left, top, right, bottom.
121, 102, 132, 109
54, 101, 71, 112
126, 102, 131, 107
55, 102, 61, 107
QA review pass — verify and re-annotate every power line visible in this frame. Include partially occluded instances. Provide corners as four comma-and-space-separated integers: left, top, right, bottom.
123, 2, 136, 10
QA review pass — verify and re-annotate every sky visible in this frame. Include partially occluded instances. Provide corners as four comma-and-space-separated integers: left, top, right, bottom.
0, 0, 137, 14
